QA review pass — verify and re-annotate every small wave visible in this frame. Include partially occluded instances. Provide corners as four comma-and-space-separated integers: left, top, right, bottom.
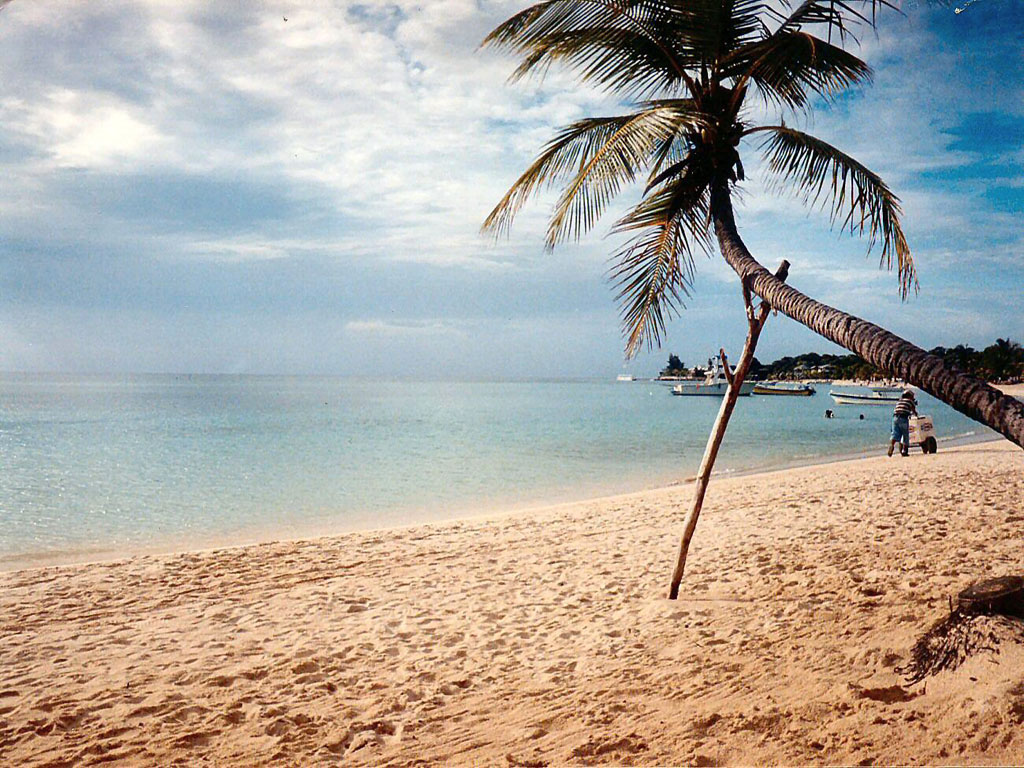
0, 543, 121, 569
938, 431, 975, 442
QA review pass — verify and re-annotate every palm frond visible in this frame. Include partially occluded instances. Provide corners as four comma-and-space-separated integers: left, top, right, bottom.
766, 0, 862, 41
752, 125, 916, 296
506, 26, 693, 99
482, 115, 635, 239
547, 101, 706, 245
724, 31, 871, 109
646, 154, 695, 193
765, 0, 900, 43
644, 133, 689, 188
483, 104, 706, 242
485, 0, 780, 98
482, 0, 700, 97
689, 0, 767, 64
609, 170, 714, 356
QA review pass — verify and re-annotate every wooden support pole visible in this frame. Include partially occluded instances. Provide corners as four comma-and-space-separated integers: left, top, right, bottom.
668, 260, 789, 600
720, 349, 734, 386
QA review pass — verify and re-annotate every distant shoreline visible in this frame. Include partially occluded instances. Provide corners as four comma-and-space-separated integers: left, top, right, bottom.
994, 382, 1024, 396
650, 377, 1024, 395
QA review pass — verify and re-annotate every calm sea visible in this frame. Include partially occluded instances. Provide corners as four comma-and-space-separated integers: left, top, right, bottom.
0, 374, 995, 567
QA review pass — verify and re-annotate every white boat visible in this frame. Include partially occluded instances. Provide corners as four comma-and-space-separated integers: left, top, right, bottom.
672, 356, 755, 397
828, 389, 901, 405
616, 374, 635, 382
871, 386, 903, 397
753, 382, 816, 396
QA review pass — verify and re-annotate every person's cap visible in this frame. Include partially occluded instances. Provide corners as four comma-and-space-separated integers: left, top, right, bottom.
903, 389, 916, 399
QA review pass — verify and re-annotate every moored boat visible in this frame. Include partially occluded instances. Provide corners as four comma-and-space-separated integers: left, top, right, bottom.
828, 389, 901, 405
752, 382, 816, 396
672, 356, 755, 396
870, 385, 903, 397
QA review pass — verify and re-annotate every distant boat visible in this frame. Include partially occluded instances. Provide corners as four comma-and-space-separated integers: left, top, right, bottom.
672, 356, 754, 397
829, 389, 901, 405
616, 374, 635, 382
871, 385, 904, 397
752, 382, 816, 396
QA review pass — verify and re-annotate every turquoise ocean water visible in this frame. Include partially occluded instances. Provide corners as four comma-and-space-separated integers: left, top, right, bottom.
0, 374, 996, 567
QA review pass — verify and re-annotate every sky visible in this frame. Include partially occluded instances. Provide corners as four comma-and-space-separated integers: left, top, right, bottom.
0, 0, 1020, 378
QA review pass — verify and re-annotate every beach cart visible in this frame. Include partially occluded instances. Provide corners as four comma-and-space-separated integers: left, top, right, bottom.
909, 415, 937, 454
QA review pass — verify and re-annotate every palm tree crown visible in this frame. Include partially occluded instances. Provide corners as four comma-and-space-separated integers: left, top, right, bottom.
482, 0, 914, 356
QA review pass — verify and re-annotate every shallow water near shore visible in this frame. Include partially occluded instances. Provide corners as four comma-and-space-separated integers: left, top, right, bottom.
0, 373, 997, 566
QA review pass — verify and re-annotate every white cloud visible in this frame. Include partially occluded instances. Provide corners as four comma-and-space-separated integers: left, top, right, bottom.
5, 89, 167, 169
344, 318, 465, 337
183, 238, 292, 263
0, 0, 1018, 376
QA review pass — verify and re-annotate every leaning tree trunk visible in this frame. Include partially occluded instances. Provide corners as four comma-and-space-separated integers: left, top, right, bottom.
667, 262, 789, 600
709, 180, 1024, 449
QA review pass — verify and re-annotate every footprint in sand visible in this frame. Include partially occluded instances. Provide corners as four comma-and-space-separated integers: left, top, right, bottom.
173, 730, 216, 749
570, 732, 648, 759
438, 678, 471, 695
342, 719, 398, 754
292, 660, 320, 675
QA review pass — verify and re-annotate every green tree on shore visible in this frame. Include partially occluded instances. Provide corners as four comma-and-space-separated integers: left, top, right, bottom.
924, 340, 1024, 382
980, 339, 1024, 382
661, 353, 686, 376
751, 338, 1024, 382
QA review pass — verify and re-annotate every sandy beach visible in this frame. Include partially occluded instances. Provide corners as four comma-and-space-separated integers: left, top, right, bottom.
2, 440, 1023, 766
996, 383, 1024, 397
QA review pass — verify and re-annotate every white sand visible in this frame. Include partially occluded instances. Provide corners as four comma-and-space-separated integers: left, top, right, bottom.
1, 440, 1023, 766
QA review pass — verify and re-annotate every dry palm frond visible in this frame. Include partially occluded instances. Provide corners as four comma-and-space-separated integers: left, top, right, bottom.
898, 611, 1024, 685
505, 26, 693, 98
766, 0, 864, 42
752, 124, 916, 297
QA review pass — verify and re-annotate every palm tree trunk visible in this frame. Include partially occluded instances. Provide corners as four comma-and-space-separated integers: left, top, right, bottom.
668, 264, 788, 600
709, 180, 1024, 449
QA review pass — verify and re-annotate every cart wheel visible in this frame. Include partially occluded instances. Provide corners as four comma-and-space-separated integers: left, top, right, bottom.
925, 437, 937, 454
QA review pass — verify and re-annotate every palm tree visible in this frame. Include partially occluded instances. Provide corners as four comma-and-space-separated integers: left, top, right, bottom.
480, 0, 1024, 594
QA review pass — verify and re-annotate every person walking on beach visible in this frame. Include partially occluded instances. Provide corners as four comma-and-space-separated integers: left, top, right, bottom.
888, 389, 917, 457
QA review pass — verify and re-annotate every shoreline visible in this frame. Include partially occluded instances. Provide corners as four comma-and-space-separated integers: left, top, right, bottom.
2, 439, 1022, 765
0, 427, 1003, 575
2, 376, 1017, 574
